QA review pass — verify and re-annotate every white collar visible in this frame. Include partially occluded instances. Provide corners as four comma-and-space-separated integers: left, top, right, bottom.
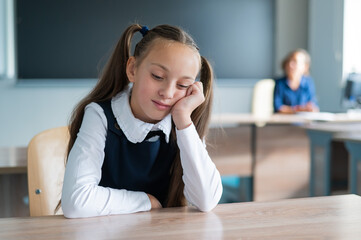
111, 86, 172, 144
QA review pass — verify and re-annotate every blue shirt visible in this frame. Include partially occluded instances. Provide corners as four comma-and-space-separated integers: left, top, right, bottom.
273, 75, 318, 112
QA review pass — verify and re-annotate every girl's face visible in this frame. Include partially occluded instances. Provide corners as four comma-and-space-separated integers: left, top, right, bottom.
286, 52, 308, 78
126, 40, 200, 123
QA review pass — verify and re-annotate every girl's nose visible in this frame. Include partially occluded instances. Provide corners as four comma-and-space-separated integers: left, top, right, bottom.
159, 82, 175, 99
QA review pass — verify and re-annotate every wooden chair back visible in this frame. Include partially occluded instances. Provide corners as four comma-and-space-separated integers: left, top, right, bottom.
27, 126, 69, 216
252, 79, 275, 126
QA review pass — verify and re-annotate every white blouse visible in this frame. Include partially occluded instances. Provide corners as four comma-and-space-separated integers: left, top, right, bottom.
61, 87, 223, 218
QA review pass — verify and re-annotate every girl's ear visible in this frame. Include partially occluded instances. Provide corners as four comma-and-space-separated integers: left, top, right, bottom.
126, 57, 136, 83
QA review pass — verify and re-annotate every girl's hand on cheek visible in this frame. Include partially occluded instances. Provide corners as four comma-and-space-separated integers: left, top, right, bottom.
171, 82, 205, 130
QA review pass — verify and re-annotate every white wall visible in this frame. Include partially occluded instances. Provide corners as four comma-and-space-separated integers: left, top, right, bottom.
0, 81, 92, 146
343, 0, 361, 75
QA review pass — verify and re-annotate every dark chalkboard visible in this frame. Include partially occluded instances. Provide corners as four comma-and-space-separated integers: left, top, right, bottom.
16, 0, 274, 79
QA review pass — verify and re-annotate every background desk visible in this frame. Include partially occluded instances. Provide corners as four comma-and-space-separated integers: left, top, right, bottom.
210, 113, 311, 203
0, 147, 29, 217
0, 195, 360, 239
305, 122, 361, 196
212, 113, 361, 201
0, 147, 27, 174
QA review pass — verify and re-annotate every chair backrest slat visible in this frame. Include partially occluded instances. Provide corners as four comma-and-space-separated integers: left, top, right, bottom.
27, 126, 69, 216
252, 79, 275, 126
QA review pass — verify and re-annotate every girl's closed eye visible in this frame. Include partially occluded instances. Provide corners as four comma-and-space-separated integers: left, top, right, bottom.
151, 73, 164, 80
178, 84, 189, 89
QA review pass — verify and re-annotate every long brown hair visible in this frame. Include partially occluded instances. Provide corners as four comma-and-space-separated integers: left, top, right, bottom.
58, 24, 214, 211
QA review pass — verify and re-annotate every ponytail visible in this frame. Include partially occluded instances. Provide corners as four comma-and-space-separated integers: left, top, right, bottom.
67, 24, 142, 158
192, 56, 214, 139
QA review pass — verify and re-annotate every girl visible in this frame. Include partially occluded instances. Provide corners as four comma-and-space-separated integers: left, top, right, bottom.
274, 48, 319, 113
61, 24, 223, 218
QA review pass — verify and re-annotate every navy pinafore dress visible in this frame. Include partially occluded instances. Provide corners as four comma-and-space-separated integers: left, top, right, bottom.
97, 101, 177, 206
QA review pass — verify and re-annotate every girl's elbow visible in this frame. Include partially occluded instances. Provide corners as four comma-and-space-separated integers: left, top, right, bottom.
62, 201, 96, 219
190, 181, 223, 212
196, 190, 222, 212
62, 205, 80, 219
197, 202, 217, 212
61, 196, 84, 218
61, 192, 95, 218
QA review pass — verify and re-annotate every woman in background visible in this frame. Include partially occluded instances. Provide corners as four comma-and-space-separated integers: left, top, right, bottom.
274, 48, 319, 113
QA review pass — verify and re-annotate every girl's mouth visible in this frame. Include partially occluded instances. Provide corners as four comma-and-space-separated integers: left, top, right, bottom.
152, 100, 171, 110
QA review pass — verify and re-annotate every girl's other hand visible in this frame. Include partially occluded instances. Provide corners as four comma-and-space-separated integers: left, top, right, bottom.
171, 82, 205, 130
147, 194, 162, 209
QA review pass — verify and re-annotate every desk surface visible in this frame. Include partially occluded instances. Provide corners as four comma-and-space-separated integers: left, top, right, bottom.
305, 122, 361, 133
211, 113, 308, 125
1, 195, 360, 239
334, 131, 361, 142
0, 147, 27, 174
211, 112, 361, 126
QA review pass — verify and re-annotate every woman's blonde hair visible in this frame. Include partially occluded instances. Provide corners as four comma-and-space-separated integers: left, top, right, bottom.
56, 24, 214, 212
281, 48, 311, 75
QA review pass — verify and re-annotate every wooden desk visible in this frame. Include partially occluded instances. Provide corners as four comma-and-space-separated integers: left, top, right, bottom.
211, 113, 361, 201
0, 147, 27, 174
211, 112, 361, 126
211, 113, 309, 126
305, 122, 361, 197
0, 195, 360, 239
210, 113, 310, 202
0, 147, 29, 217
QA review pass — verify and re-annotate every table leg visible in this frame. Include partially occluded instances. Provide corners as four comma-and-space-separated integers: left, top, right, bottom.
248, 124, 256, 201
345, 141, 361, 194
307, 130, 333, 196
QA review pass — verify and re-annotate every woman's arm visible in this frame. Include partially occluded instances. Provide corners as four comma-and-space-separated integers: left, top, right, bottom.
273, 80, 286, 113
61, 103, 151, 218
